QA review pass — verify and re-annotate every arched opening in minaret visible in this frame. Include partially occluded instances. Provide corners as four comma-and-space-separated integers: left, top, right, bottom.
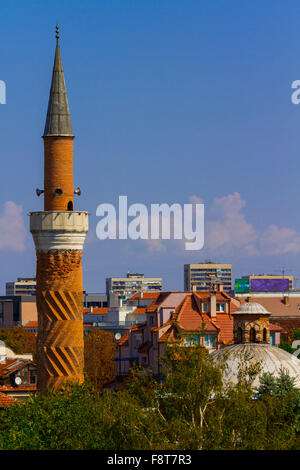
250, 327, 256, 343
67, 201, 73, 211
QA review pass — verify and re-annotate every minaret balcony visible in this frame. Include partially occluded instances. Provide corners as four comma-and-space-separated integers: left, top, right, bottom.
29, 211, 88, 251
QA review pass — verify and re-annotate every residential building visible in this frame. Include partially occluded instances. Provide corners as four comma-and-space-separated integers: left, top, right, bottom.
83, 292, 160, 340
235, 274, 293, 293
116, 289, 246, 378
106, 273, 162, 304
184, 262, 232, 293
83, 292, 108, 308
0, 295, 37, 328
0, 342, 36, 400
6, 278, 36, 296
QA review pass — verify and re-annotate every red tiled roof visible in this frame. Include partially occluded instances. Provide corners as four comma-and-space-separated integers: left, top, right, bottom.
269, 322, 282, 332
238, 296, 300, 318
0, 359, 31, 378
129, 293, 161, 300
117, 332, 129, 346
0, 385, 37, 392
0, 392, 20, 407
129, 321, 147, 332
132, 307, 147, 315
24, 321, 38, 328
174, 294, 234, 343
83, 307, 108, 315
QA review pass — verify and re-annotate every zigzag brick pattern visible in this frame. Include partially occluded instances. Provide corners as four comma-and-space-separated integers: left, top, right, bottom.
36, 250, 84, 393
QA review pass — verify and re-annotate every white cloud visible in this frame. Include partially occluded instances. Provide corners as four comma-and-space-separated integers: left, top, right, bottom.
205, 192, 257, 252
202, 192, 300, 257
0, 201, 26, 252
259, 224, 300, 255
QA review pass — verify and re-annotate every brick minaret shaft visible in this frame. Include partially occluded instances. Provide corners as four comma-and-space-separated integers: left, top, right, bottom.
30, 27, 88, 393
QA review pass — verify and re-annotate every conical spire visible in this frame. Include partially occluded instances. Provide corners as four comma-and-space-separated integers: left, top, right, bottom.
43, 26, 74, 137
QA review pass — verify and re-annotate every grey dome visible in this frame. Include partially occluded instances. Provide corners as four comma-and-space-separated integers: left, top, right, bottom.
233, 302, 270, 315
212, 343, 300, 388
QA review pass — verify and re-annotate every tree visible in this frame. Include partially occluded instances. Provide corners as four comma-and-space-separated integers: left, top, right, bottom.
0, 340, 300, 450
84, 329, 116, 390
0, 327, 36, 359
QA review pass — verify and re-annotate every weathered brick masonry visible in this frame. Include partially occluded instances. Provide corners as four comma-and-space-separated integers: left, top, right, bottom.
36, 250, 84, 393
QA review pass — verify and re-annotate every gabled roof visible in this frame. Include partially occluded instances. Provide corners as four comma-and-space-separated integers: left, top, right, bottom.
0, 359, 31, 378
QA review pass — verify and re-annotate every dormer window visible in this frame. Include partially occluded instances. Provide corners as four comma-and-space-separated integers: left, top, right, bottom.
216, 302, 225, 312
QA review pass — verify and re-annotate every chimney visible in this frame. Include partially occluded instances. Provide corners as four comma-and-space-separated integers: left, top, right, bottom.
210, 291, 216, 317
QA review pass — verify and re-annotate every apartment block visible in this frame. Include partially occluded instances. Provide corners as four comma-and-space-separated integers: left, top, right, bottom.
6, 278, 36, 296
184, 263, 232, 293
106, 273, 162, 304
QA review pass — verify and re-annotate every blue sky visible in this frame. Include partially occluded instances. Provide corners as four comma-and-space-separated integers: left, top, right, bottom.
1, 0, 300, 293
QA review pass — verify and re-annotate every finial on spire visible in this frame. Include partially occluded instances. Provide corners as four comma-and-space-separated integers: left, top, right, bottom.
56, 24, 59, 42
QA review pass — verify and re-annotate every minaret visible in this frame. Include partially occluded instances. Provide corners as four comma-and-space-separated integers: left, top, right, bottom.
30, 26, 88, 393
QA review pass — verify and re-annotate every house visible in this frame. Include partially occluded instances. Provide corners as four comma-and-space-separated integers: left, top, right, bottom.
0, 342, 36, 399
116, 289, 243, 377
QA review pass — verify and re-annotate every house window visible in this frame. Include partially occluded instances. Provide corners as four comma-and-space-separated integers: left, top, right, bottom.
30, 370, 37, 385
216, 303, 225, 312
202, 303, 208, 313
185, 335, 199, 346
204, 335, 216, 348
150, 316, 154, 325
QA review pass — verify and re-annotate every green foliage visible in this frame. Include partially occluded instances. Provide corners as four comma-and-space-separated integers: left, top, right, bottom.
293, 330, 300, 340
0, 327, 36, 359
0, 343, 300, 450
279, 340, 295, 354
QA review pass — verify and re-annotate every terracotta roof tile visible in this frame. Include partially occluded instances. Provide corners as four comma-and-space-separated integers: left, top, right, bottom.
83, 307, 108, 315
117, 332, 129, 346
0, 392, 20, 407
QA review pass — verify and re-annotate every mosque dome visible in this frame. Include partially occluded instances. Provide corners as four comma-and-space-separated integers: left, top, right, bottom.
212, 343, 300, 388
233, 302, 270, 316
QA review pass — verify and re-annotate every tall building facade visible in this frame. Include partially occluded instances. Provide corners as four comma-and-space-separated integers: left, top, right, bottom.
6, 278, 36, 296
106, 273, 162, 304
184, 263, 232, 293
30, 27, 88, 392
